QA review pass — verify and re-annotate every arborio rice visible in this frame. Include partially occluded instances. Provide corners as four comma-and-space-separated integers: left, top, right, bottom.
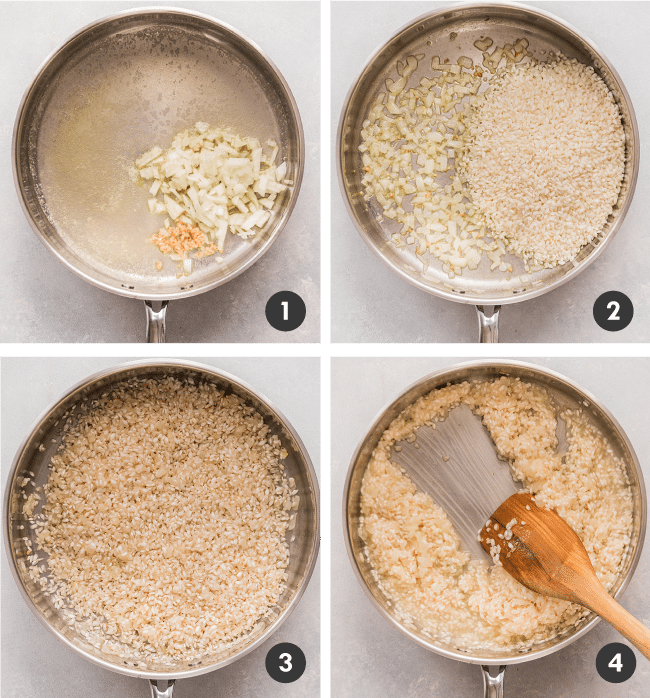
359, 39, 625, 277
22, 376, 299, 663
461, 57, 625, 269
360, 377, 633, 650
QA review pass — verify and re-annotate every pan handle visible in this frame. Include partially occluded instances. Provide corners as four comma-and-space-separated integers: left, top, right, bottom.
481, 665, 506, 698
149, 679, 175, 698
144, 301, 169, 343
476, 306, 501, 343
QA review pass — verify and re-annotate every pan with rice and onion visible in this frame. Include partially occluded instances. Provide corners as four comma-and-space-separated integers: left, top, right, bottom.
343, 359, 646, 696
337, 2, 639, 342
4, 359, 320, 697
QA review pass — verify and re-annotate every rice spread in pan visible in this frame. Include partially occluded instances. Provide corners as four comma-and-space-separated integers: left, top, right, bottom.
360, 377, 633, 650
21, 376, 299, 663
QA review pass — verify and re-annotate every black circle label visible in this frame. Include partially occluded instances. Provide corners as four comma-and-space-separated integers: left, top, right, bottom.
265, 291, 306, 332
265, 642, 306, 683
593, 291, 633, 331
596, 642, 636, 683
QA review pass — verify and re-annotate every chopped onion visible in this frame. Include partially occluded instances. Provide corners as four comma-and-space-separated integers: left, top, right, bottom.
135, 122, 290, 274
359, 39, 531, 278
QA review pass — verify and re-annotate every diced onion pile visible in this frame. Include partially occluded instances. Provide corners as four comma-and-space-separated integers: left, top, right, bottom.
135, 122, 290, 275
359, 39, 535, 277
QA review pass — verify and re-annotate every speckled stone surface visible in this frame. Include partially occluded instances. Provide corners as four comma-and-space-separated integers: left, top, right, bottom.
332, 357, 650, 698
0, 2, 319, 343
332, 2, 650, 343
2, 357, 320, 698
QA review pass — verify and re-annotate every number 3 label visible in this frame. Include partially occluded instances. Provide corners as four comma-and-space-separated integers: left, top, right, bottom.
279, 652, 292, 672
266, 643, 306, 683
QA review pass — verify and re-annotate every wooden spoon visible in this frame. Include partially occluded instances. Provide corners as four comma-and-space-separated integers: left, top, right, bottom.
479, 492, 650, 660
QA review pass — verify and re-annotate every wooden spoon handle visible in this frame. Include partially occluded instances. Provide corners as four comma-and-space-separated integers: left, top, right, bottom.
588, 589, 650, 661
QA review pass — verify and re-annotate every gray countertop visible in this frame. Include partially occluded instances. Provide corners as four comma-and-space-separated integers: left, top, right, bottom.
1, 357, 320, 698
332, 357, 650, 697
0, 1, 320, 343
331, 2, 650, 343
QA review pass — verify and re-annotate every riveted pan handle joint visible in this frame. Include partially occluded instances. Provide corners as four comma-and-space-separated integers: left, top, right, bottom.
144, 300, 169, 343
481, 665, 506, 698
149, 679, 175, 698
476, 305, 501, 343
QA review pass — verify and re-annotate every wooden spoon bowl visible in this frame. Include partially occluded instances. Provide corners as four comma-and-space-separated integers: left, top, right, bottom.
479, 492, 650, 660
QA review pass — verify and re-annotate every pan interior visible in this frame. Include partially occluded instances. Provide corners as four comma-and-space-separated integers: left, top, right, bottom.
339, 5, 637, 304
6, 363, 318, 677
16, 11, 301, 299
345, 363, 645, 664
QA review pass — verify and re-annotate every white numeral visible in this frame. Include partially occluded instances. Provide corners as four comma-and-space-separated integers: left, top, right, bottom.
281, 301, 289, 321
279, 652, 292, 672
607, 301, 620, 321
609, 652, 623, 672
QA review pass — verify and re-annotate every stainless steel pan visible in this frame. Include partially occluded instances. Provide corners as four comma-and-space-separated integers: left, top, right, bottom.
337, 3, 639, 342
13, 8, 304, 342
344, 360, 646, 696
4, 360, 319, 697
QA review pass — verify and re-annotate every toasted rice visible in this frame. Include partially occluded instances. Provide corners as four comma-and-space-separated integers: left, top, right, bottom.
24, 375, 299, 663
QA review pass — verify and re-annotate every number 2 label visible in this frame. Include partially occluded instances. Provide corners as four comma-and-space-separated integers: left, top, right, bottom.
593, 292, 633, 332
607, 301, 620, 321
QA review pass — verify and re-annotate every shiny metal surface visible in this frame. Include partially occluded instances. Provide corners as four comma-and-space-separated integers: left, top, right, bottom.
390, 403, 520, 559
337, 3, 639, 308
144, 301, 168, 343
149, 679, 175, 698
4, 360, 319, 683
476, 306, 500, 343
13, 7, 303, 303
344, 360, 646, 668
482, 665, 506, 698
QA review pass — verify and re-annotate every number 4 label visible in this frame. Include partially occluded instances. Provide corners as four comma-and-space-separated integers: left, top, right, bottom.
596, 643, 636, 683
608, 653, 623, 672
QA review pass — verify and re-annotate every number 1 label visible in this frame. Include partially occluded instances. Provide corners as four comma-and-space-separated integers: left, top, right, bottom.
265, 292, 307, 332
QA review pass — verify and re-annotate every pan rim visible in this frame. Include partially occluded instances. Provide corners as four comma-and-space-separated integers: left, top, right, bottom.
343, 358, 647, 665
3, 358, 320, 680
12, 6, 305, 302
336, 1, 640, 307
